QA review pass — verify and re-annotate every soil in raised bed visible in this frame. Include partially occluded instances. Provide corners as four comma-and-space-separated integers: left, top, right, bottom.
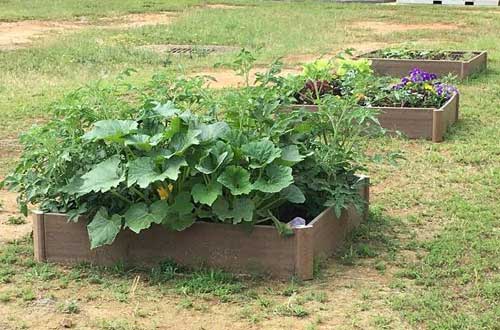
366, 49, 477, 61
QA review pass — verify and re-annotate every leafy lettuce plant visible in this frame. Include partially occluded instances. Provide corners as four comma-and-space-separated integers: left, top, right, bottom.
279, 57, 378, 105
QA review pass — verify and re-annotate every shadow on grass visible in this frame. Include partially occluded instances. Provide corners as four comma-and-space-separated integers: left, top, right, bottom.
0, 207, 406, 303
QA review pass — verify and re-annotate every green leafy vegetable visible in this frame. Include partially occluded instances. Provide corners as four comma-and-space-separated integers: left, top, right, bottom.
76, 156, 125, 195
87, 208, 122, 249
253, 164, 293, 193
217, 166, 253, 195
191, 182, 222, 206
241, 139, 281, 169
83, 120, 138, 142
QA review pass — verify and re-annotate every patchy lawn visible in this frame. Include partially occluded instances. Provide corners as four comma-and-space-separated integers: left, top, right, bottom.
0, 1, 499, 329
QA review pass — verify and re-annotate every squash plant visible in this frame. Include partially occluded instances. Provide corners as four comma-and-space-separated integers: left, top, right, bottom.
47, 100, 306, 248
3, 52, 384, 249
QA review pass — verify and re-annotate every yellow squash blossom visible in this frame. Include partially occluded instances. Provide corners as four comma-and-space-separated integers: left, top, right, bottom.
157, 184, 174, 200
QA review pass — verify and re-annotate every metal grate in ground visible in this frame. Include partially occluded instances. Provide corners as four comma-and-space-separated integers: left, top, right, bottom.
139, 44, 239, 56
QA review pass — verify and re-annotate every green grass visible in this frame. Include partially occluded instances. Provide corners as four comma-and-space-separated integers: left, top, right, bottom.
6, 215, 26, 225
0, 0, 200, 21
0, 1, 499, 329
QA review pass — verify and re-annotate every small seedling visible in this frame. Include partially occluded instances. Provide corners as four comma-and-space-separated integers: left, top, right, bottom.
20, 289, 35, 302
0, 291, 12, 303
57, 300, 80, 314
274, 302, 309, 318
7, 215, 27, 225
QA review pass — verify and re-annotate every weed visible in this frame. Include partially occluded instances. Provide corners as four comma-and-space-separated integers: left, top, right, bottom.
375, 260, 386, 274
178, 297, 194, 310
0, 291, 12, 303
150, 259, 179, 284
57, 300, 80, 314
19, 288, 35, 302
176, 269, 244, 301
6, 216, 26, 225
274, 300, 309, 318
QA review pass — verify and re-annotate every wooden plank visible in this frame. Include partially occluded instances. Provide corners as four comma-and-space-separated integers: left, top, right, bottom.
32, 211, 46, 262
127, 222, 298, 278
43, 213, 129, 265
286, 104, 435, 139
376, 107, 434, 139
462, 52, 488, 77
309, 177, 368, 258
294, 226, 314, 280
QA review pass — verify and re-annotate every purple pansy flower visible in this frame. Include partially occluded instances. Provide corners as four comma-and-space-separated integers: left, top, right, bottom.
434, 82, 458, 98
391, 68, 458, 100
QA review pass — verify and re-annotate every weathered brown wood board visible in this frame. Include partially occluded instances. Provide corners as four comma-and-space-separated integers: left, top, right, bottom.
33, 178, 370, 280
357, 50, 487, 79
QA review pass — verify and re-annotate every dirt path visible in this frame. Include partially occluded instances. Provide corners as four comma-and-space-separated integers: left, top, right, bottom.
0, 12, 177, 50
351, 21, 460, 34
0, 189, 31, 244
191, 67, 302, 89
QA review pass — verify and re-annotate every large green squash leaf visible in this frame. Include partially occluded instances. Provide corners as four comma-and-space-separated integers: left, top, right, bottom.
170, 192, 193, 215
217, 165, 252, 195
213, 197, 254, 224
280, 145, 305, 165
164, 117, 183, 139
83, 120, 138, 142
253, 164, 293, 193
191, 182, 222, 206
150, 199, 170, 219
163, 156, 188, 180
163, 192, 195, 231
123, 202, 163, 234
241, 139, 281, 169
198, 122, 230, 143
154, 101, 180, 119
78, 155, 125, 195
127, 156, 187, 188
170, 129, 201, 155
125, 134, 162, 151
127, 157, 166, 188
87, 208, 122, 249
280, 184, 305, 203
195, 141, 233, 174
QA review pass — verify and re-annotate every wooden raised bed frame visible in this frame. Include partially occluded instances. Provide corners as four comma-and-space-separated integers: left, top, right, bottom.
32, 177, 369, 280
357, 50, 487, 79
289, 93, 459, 142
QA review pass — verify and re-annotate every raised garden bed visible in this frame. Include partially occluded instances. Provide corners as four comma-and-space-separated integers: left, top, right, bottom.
286, 93, 459, 142
357, 50, 487, 79
33, 177, 369, 280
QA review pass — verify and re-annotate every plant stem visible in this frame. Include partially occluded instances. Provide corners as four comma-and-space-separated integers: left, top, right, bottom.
131, 186, 149, 203
111, 190, 133, 204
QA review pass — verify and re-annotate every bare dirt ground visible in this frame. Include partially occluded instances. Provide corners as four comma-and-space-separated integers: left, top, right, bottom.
0, 261, 409, 330
282, 42, 391, 64
203, 4, 246, 9
351, 21, 460, 34
0, 189, 31, 245
192, 67, 303, 88
0, 11, 475, 329
0, 12, 177, 49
